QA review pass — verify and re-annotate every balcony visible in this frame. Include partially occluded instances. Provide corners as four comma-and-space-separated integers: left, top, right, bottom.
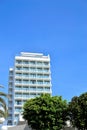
9, 98, 12, 102
8, 104, 12, 108
8, 117, 12, 120
8, 110, 12, 113
8, 91, 13, 95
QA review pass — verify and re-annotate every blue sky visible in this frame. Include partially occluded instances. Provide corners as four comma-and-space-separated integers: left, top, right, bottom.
0, 0, 87, 101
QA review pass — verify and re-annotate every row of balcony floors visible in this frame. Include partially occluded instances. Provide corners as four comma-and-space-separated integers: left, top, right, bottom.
15, 61, 50, 66
9, 84, 51, 90
10, 68, 50, 74
9, 74, 51, 79
9, 83, 51, 90
9, 88, 51, 93
8, 90, 51, 100
14, 69, 50, 75
9, 80, 51, 85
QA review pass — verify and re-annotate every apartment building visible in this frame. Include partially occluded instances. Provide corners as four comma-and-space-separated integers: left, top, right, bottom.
8, 52, 52, 126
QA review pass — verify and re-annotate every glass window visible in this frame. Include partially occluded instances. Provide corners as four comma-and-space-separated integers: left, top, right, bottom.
30, 80, 36, 84
30, 93, 36, 98
44, 81, 50, 84
37, 74, 43, 78
15, 86, 22, 90
37, 61, 42, 65
15, 108, 21, 112
23, 67, 29, 70
16, 60, 22, 64
37, 80, 43, 84
45, 87, 50, 90
23, 73, 28, 77
37, 68, 42, 71
23, 61, 29, 64
43, 62, 49, 65
23, 86, 29, 90
29, 67, 36, 71
44, 74, 49, 78
29, 61, 36, 64
29, 86, 36, 90
16, 73, 22, 76
15, 100, 22, 105
15, 79, 22, 83
16, 67, 21, 70
15, 93, 22, 97
23, 80, 29, 84
37, 87, 43, 91
43, 68, 49, 72
23, 93, 29, 98
29, 74, 36, 77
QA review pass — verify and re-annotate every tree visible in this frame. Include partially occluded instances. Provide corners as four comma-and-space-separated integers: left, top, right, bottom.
0, 85, 8, 123
23, 94, 68, 130
68, 92, 87, 130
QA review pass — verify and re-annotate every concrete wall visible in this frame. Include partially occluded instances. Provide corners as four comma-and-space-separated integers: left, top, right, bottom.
64, 127, 78, 130
8, 124, 31, 130
8, 125, 77, 130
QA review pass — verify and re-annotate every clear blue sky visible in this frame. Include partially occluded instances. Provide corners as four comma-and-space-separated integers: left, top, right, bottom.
0, 0, 87, 101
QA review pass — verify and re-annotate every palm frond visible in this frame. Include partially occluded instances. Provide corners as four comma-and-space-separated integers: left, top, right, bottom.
0, 92, 8, 97
0, 97, 7, 111
0, 109, 5, 118
0, 88, 8, 120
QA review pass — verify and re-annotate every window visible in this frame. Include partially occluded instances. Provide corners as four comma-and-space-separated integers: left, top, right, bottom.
23, 61, 29, 64
29, 67, 36, 72
15, 79, 22, 83
23, 86, 29, 90
29, 86, 36, 90
15, 93, 22, 97
29, 74, 36, 77
44, 81, 50, 84
9, 77, 13, 80
16, 67, 21, 70
16, 73, 22, 76
23, 93, 29, 98
30, 61, 35, 64
23, 80, 29, 84
15, 108, 21, 112
37, 68, 42, 72
37, 61, 42, 65
45, 87, 50, 90
37, 74, 43, 78
23, 73, 28, 77
37, 80, 43, 84
16, 60, 22, 64
30, 93, 36, 98
23, 67, 29, 70
15, 86, 22, 90
44, 74, 49, 78
15, 100, 22, 105
43, 68, 49, 72
30, 80, 36, 84
37, 87, 43, 91
10, 72, 13, 76
43, 62, 49, 65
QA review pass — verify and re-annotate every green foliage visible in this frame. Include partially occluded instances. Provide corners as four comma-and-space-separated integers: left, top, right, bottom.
0, 87, 8, 122
68, 92, 87, 130
23, 94, 68, 130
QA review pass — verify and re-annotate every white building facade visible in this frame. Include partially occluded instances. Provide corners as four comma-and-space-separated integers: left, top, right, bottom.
8, 52, 52, 126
